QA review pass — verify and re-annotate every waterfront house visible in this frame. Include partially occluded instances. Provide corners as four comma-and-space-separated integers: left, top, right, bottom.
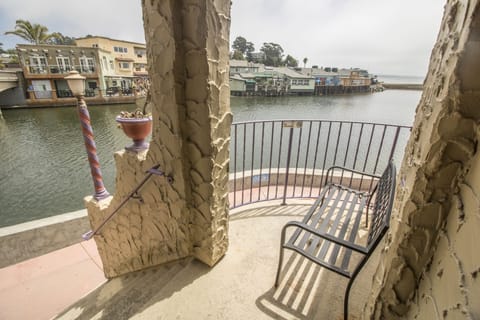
338, 68, 372, 92
76, 36, 148, 93
275, 67, 315, 95
17, 44, 103, 104
229, 74, 247, 95
229, 59, 262, 75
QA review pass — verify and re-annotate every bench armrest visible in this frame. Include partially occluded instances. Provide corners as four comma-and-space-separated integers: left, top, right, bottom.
326, 166, 380, 183
283, 221, 369, 255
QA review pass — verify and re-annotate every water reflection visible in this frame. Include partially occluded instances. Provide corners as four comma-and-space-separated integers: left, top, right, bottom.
0, 104, 134, 227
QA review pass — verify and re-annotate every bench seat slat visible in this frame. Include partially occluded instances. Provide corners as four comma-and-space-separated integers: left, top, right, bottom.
286, 184, 369, 274
305, 186, 348, 256
317, 190, 357, 261
287, 186, 332, 247
339, 195, 367, 269
327, 193, 367, 266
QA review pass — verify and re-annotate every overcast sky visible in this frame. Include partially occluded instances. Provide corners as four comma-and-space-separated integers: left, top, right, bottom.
0, 0, 445, 76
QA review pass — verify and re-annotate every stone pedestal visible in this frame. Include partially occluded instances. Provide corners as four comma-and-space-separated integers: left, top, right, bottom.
85, 0, 232, 278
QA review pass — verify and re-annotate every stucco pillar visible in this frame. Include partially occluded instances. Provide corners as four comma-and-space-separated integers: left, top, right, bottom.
364, 0, 480, 318
84, 0, 231, 278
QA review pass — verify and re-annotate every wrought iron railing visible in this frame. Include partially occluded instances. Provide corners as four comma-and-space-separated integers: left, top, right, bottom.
229, 119, 411, 209
27, 65, 96, 75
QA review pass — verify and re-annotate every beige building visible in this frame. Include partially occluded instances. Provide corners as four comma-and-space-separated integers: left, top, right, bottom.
76, 36, 148, 93
16, 44, 102, 102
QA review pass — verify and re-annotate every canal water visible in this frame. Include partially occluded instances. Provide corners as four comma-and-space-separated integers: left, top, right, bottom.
0, 89, 421, 227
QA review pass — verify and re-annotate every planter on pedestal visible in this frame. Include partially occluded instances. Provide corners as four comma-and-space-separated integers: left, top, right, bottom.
116, 116, 152, 152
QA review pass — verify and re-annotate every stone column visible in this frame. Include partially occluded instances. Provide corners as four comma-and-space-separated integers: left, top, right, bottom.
84, 0, 231, 278
364, 0, 480, 318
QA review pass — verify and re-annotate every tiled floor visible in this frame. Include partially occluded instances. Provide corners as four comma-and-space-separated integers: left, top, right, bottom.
0, 239, 106, 320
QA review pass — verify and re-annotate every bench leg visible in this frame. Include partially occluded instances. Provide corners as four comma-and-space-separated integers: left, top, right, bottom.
344, 258, 366, 320
344, 277, 354, 320
275, 226, 289, 287
275, 246, 285, 287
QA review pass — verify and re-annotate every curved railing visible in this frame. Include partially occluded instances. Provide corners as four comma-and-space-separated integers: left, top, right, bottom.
229, 119, 411, 209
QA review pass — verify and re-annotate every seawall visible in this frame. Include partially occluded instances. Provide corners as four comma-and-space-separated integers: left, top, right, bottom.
383, 83, 423, 90
0, 210, 90, 268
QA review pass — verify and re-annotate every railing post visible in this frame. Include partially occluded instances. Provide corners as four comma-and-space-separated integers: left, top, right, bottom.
388, 126, 401, 163
281, 121, 302, 206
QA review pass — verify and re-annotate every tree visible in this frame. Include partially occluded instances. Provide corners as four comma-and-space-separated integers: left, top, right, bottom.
260, 42, 284, 67
4, 19, 56, 44
232, 36, 255, 60
245, 41, 254, 61
47, 33, 76, 45
0, 42, 4, 54
232, 36, 248, 54
284, 55, 298, 67
303, 57, 308, 68
231, 50, 244, 60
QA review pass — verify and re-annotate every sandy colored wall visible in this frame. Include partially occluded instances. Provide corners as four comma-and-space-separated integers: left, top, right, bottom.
85, 0, 231, 278
364, 0, 480, 318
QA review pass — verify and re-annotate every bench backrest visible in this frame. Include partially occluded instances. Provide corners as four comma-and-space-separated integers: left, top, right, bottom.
367, 162, 396, 248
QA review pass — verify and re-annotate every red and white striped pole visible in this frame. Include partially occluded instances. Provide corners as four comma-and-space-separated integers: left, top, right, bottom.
66, 71, 109, 200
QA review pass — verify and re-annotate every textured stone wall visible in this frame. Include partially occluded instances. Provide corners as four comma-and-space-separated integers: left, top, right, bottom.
364, 0, 480, 318
85, 0, 231, 278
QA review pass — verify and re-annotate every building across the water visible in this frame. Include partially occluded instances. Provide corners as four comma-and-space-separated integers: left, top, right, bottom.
228, 59, 374, 96
1, 36, 150, 107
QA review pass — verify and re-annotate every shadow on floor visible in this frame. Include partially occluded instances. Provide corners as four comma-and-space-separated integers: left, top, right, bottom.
55, 204, 375, 320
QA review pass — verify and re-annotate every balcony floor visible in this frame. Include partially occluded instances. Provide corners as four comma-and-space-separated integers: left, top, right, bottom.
0, 201, 382, 320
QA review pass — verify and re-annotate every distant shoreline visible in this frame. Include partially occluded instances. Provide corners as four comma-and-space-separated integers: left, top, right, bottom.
382, 83, 423, 90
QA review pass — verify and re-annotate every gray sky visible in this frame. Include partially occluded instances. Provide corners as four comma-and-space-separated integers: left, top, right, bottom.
0, 0, 445, 76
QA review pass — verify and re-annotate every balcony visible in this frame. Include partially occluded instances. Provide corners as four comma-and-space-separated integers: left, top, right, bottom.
26, 65, 97, 76
229, 119, 411, 209
0, 119, 411, 319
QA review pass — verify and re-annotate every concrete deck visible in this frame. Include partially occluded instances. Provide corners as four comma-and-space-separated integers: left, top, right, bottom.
0, 201, 380, 320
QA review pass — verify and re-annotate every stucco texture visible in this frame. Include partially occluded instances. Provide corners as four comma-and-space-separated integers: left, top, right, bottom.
364, 1, 480, 319
85, 0, 232, 278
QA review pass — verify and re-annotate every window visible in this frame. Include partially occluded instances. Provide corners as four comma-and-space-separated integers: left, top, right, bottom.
80, 57, 95, 73
135, 49, 145, 58
119, 62, 130, 69
102, 57, 108, 70
56, 57, 71, 72
113, 46, 128, 53
109, 60, 114, 70
29, 56, 48, 73
92, 44, 98, 48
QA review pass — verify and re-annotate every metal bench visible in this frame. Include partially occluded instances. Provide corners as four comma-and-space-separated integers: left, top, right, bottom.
275, 162, 396, 320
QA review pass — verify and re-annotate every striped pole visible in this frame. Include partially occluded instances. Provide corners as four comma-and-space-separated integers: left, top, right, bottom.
76, 96, 110, 200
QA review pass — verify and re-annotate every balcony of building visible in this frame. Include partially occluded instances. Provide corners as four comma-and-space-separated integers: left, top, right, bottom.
0, 119, 409, 320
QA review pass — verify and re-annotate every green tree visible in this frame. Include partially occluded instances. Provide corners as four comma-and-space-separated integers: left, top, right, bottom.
284, 54, 298, 67
232, 36, 255, 60
4, 19, 56, 44
0, 42, 4, 54
245, 41, 254, 61
303, 57, 308, 68
231, 50, 244, 60
48, 32, 76, 45
232, 36, 248, 54
260, 42, 284, 67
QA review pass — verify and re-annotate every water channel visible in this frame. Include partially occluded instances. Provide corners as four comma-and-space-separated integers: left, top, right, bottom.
0, 89, 421, 227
